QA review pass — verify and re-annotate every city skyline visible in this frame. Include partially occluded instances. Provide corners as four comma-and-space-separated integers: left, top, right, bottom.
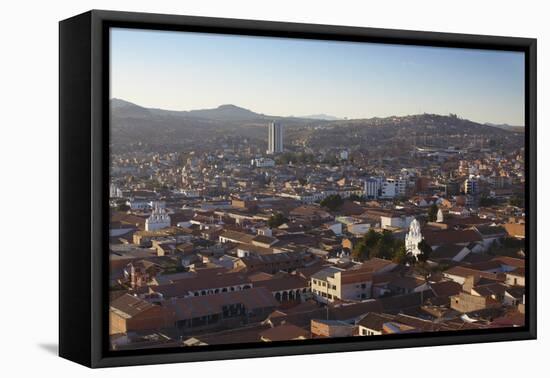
111, 28, 525, 126
107, 26, 527, 350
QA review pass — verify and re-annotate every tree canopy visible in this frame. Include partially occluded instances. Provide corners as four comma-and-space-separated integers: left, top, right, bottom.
352, 229, 406, 262
479, 195, 498, 207
320, 194, 344, 211
267, 213, 288, 228
416, 239, 433, 263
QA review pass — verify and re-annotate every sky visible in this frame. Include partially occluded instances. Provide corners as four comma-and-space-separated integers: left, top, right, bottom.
110, 27, 525, 126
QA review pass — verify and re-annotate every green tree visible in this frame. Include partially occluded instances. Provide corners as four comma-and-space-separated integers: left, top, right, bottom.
371, 230, 395, 259
352, 240, 368, 261
267, 213, 288, 228
364, 229, 381, 248
479, 195, 497, 207
427, 204, 439, 222
392, 242, 411, 264
417, 239, 433, 263
320, 194, 344, 211
508, 195, 524, 208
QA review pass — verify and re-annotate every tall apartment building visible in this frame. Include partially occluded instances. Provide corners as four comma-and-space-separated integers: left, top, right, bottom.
267, 122, 284, 154
464, 178, 478, 195
364, 177, 381, 199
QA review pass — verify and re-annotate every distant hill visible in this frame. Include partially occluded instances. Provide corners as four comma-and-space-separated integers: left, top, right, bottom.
109, 99, 520, 148
112, 99, 269, 122
299, 114, 342, 121
111, 98, 152, 118
484, 122, 525, 132
185, 104, 267, 122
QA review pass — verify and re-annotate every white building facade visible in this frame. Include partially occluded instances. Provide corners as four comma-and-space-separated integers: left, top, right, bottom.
267, 122, 284, 154
145, 202, 171, 231
405, 218, 423, 257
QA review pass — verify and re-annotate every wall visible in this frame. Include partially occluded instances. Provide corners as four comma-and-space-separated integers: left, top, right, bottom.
2, 0, 547, 377
109, 312, 127, 335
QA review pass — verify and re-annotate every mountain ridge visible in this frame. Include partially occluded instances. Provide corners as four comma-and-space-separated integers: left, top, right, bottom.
111, 98, 522, 128
109, 99, 523, 149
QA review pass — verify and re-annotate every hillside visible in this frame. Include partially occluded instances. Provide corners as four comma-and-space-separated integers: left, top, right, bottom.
109, 99, 520, 149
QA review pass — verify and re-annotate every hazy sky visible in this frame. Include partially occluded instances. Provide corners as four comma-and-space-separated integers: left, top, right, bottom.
110, 27, 525, 126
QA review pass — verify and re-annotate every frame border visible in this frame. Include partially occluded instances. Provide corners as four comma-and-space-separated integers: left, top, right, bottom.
59, 9, 536, 368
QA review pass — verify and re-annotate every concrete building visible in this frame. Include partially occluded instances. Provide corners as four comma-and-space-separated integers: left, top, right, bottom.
109, 294, 173, 335
396, 178, 408, 197
381, 214, 414, 229
364, 177, 381, 199
381, 179, 397, 198
464, 178, 478, 195
252, 157, 275, 167
311, 267, 373, 303
267, 122, 283, 154
311, 319, 356, 338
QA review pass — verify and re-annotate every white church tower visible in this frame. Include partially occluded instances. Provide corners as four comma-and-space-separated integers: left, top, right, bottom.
436, 208, 444, 223
405, 218, 423, 257
145, 202, 171, 231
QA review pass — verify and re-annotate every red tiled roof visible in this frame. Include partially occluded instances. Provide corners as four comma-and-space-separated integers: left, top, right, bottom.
260, 324, 309, 341
423, 229, 482, 246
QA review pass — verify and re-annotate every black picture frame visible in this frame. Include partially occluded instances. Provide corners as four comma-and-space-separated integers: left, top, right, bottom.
59, 9, 537, 368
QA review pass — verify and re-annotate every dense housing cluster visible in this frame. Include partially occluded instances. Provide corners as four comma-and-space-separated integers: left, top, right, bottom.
109, 109, 525, 350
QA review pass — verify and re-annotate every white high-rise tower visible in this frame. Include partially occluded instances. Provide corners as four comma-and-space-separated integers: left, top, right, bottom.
267, 122, 283, 154
405, 218, 423, 257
